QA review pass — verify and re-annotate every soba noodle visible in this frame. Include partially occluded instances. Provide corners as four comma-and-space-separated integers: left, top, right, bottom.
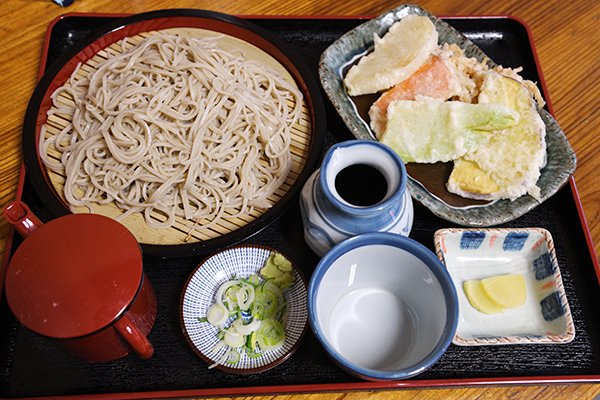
39, 31, 303, 233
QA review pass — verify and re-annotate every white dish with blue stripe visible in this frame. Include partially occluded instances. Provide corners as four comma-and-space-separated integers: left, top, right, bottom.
434, 227, 575, 346
180, 244, 308, 373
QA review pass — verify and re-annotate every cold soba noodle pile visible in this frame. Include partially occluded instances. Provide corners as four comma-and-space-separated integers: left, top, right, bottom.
39, 31, 303, 237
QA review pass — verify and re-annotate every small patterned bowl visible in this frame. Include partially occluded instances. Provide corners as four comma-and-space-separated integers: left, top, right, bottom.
180, 244, 308, 373
434, 227, 575, 346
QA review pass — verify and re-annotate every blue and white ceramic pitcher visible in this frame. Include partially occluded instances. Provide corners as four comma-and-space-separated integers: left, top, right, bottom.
300, 140, 413, 256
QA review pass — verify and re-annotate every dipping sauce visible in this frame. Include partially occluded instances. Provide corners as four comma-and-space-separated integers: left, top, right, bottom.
335, 164, 388, 207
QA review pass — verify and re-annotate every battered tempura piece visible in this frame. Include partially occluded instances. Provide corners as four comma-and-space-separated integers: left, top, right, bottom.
379, 96, 519, 163
447, 72, 547, 201
369, 54, 463, 137
343, 14, 438, 96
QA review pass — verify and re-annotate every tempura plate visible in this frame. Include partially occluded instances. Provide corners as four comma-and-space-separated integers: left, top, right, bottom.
318, 4, 576, 227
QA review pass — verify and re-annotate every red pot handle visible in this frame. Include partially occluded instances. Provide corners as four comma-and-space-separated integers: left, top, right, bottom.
3, 201, 43, 238
114, 314, 154, 360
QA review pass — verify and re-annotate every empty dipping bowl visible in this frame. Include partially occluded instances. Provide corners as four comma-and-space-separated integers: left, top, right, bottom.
308, 232, 458, 381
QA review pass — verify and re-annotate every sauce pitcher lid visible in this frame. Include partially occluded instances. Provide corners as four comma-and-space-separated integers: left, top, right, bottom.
5, 213, 143, 338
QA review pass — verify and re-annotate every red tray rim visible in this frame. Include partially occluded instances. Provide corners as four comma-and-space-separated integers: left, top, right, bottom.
1, 11, 599, 400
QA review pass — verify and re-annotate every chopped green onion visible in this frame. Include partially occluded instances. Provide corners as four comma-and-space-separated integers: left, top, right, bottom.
225, 349, 240, 364
206, 303, 228, 326
256, 318, 285, 352
198, 253, 294, 368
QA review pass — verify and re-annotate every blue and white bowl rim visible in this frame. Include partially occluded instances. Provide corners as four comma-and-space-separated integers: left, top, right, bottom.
319, 140, 408, 216
307, 232, 459, 380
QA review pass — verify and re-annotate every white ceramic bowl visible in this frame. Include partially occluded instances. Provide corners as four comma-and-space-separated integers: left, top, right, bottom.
308, 233, 458, 380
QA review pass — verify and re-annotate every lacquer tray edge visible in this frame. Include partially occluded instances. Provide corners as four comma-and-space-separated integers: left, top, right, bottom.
1, 12, 598, 400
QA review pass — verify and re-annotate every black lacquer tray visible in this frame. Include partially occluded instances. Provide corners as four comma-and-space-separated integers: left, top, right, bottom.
1, 13, 599, 399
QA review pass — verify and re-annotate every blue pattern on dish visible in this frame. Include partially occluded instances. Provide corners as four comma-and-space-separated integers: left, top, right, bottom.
533, 252, 556, 280
180, 245, 308, 372
502, 232, 529, 251
540, 291, 565, 321
459, 231, 486, 250
434, 227, 575, 345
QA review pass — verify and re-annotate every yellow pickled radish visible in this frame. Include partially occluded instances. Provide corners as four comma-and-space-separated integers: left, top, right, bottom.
463, 279, 505, 314
481, 274, 527, 308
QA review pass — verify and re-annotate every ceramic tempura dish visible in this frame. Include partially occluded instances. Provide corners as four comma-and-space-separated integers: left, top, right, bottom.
434, 227, 575, 346
318, 4, 576, 227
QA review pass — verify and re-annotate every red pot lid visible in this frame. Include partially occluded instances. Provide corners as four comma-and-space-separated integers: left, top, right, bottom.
5, 214, 143, 339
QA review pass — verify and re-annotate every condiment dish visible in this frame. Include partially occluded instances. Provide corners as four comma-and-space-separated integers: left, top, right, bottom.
180, 244, 308, 373
434, 227, 575, 345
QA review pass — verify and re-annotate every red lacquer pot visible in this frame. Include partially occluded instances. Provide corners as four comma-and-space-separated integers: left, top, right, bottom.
3, 201, 157, 362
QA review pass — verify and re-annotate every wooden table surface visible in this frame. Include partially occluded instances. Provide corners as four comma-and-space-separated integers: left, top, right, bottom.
0, 0, 598, 399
